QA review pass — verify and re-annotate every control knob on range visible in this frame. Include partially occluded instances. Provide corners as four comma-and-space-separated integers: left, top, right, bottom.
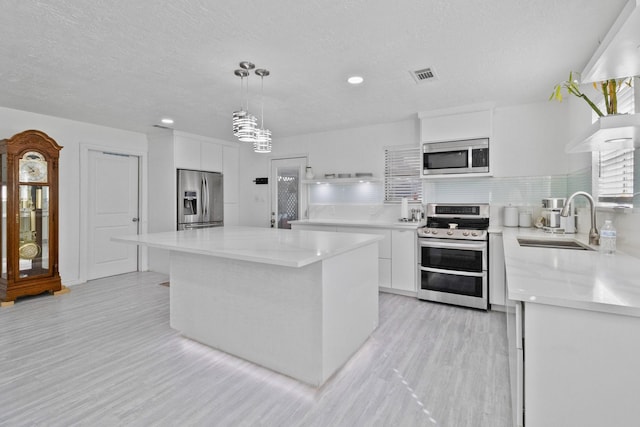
471, 231, 478, 237
462, 231, 470, 237
447, 230, 454, 236
432, 230, 438, 235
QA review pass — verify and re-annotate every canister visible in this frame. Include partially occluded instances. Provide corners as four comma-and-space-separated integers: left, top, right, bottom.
503, 205, 519, 227
519, 211, 532, 228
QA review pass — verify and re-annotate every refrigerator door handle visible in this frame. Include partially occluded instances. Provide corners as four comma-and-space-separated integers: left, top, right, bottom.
203, 176, 209, 218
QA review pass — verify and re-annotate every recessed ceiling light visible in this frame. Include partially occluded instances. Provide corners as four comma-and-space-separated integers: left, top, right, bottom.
347, 76, 364, 85
161, 118, 174, 125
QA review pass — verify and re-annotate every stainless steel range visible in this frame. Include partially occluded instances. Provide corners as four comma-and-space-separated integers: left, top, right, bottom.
417, 203, 490, 310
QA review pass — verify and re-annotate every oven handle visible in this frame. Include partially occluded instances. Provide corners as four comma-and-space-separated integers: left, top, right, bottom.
420, 266, 486, 278
418, 239, 487, 251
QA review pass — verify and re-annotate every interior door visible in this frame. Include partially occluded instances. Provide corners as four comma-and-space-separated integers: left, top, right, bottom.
270, 157, 308, 229
87, 150, 139, 279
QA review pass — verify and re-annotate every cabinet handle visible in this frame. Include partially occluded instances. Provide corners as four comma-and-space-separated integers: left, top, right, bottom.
16, 214, 19, 224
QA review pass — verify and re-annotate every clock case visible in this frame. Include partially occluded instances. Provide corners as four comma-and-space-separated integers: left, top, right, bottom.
0, 130, 63, 302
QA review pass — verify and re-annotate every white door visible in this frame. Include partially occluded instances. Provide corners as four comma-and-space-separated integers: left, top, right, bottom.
270, 157, 308, 229
87, 150, 139, 279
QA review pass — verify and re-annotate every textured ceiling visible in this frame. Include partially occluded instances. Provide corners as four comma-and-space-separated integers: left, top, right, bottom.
0, 0, 629, 140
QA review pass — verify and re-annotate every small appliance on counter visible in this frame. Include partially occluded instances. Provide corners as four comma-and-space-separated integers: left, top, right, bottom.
541, 197, 565, 233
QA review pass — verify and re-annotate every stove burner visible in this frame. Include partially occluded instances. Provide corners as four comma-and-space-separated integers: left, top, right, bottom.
418, 203, 490, 241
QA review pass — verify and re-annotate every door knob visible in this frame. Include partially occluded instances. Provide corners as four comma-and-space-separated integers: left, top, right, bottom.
132, 218, 139, 222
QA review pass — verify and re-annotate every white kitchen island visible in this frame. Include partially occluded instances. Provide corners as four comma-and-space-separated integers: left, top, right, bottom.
114, 226, 382, 386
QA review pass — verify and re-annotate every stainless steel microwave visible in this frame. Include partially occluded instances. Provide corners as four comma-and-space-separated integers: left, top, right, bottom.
422, 138, 489, 176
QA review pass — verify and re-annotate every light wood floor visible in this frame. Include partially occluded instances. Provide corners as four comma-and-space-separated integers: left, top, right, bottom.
0, 272, 511, 426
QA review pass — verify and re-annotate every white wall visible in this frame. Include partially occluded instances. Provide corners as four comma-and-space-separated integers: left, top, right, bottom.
0, 106, 147, 286
238, 119, 420, 227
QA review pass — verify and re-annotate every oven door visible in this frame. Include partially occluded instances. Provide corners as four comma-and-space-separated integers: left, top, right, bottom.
418, 238, 488, 309
420, 239, 486, 272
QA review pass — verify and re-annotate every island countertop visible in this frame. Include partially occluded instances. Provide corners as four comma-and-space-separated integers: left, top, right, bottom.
502, 227, 640, 317
114, 226, 383, 268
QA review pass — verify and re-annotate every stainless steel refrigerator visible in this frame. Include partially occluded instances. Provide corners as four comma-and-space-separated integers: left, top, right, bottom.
177, 169, 223, 230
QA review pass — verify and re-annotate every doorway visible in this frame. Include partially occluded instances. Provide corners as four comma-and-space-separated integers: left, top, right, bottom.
86, 150, 140, 280
270, 157, 308, 229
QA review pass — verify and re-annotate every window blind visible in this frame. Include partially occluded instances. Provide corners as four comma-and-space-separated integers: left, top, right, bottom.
598, 148, 634, 205
593, 80, 635, 206
384, 146, 422, 203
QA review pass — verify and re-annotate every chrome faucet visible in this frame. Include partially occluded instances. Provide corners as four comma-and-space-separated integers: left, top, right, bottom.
561, 191, 599, 245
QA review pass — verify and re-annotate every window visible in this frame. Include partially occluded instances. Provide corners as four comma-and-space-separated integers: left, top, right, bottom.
384, 146, 422, 203
592, 80, 635, 207
596, 148, 634, 206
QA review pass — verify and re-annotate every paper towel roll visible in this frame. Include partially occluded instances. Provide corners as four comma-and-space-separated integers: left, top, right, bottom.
401, 198, 409, 219
504, 206, 519, 227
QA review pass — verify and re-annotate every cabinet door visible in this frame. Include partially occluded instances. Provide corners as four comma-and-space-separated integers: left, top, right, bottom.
174, 136, 201, 170
222, 145, 239, 204
337, 226, 391, 259
391, 229, 417, 292
379, 258, 392, 288
489, 233, 506, 306
201, 143, 223, 172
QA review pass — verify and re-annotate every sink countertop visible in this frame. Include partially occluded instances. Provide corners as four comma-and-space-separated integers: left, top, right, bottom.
114, 226, 383, 268
289, 218, 422, 230
502, 227, 640, 317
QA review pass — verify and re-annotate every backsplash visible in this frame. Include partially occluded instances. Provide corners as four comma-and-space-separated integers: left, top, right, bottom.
422, 173, 578, 205
308, 181, 383, 205
307, 170, 638, 258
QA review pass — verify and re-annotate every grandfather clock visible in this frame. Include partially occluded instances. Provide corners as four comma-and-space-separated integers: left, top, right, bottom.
0, 130, 63, 304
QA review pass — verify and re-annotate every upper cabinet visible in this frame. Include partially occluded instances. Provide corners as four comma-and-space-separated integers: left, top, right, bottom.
419, 105, 493, 143
580, 0, 640, 83
174, 133, 223, 172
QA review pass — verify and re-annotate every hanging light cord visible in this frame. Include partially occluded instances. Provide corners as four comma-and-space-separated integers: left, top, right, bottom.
260, 74, 265, 129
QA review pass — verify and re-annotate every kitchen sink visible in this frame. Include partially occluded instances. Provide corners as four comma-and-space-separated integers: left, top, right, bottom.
517, 238, 594, 251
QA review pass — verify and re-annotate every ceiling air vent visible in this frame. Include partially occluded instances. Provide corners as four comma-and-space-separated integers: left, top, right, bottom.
410, 67, 438, 84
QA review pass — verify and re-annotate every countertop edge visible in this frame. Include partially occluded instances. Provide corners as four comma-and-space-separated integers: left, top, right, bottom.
113, 228, 384, 268
503, 228, 640, 318
289, 219, 421, 230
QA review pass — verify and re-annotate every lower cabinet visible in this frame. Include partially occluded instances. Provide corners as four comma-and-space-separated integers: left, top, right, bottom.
291, 223, 417, 293
510, 301, 640, 427
391, 229, 417, 292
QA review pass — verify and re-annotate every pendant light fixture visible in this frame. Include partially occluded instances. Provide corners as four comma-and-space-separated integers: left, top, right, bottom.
253, 68, 272, 153
231, 61, 273, 151
232, 61, 257, 142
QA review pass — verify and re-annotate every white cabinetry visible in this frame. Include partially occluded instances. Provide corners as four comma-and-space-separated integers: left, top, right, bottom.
290, 223, 417, 294
338, 226, 392, 288
515, 302, 640, 427
174, 133, 223, 172
489, 232, 506, 307
419, 107, 492, 143
391, 229, 417, 292
222, 145, 239, 225
147, 128, 238, 273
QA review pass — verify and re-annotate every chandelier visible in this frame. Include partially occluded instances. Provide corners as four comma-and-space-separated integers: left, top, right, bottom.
232, 61, 272, 153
